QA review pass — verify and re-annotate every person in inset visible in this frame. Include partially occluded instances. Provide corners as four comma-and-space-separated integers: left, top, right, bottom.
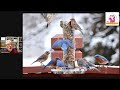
3, 40, 18, 54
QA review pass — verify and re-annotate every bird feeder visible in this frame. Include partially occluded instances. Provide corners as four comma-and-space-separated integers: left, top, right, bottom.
60, 19, 77, 69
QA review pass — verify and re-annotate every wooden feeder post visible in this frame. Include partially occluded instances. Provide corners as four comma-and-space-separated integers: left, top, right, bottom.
60, 19, 76, 69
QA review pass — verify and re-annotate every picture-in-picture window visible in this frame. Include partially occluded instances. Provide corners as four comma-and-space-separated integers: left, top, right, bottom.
0, 36, 22, 54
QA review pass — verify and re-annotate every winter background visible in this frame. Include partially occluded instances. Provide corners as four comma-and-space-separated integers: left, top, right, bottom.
23, 13, 119, 67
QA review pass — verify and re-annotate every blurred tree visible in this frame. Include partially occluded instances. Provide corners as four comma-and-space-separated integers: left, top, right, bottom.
82, 13, 119, 65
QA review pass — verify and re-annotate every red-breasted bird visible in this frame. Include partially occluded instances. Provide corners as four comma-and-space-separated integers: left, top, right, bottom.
31, 51, 50, 66
69, 18, 83, 35
94, 54, 112, 66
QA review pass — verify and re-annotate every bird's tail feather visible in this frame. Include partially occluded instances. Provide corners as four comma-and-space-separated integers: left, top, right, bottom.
108, 62, 113, 66
31, 60, 37, 65
41, 66, 47, 70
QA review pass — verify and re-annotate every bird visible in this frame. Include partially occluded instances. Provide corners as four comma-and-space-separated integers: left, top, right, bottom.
69, 18, 84, 35
31, 51, 50, 66
82, 58, 100, 72
94, 54, 112, 67
76, 58, 100, 72
42, 59, 56, 70
51, 39, 74, 54
55, 57, 67, 69
76, 58, 91, 71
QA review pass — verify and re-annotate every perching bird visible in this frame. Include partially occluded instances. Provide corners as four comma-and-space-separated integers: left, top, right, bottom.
56, 57, 65, 67
77, 58, 91, 70
82, 58, 100, 72
94, 54, 112, 66
52, 39, 74, 54
76, 58, 100, 72
31, 51, 50, 66
69, 18, 84, 35
42, 59, 56, 70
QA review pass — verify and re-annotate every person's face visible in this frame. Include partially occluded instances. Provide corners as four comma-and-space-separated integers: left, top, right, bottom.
6, 42, 14, 52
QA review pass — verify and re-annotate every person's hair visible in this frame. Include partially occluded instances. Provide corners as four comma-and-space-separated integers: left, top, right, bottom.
6, 40, 12, 45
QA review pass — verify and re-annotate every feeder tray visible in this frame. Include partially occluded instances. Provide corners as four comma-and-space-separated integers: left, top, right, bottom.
51, 68, 86, 74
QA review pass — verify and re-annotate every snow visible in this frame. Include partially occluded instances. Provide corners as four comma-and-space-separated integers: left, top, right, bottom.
90, 37, 103, 48
106, 33, 119, 49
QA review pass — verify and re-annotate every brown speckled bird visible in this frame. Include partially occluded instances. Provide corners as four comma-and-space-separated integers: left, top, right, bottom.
31, 51, 50, 66
69, 18, 83, 35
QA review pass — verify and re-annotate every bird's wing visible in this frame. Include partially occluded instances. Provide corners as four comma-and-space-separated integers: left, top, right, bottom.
95, 54, 109, 62
78, 60, 90, 69
96, 55, 109, 63
46, 60, 55, 66
62, 43, 68, 49
57, 60, 65, 67
32, 54, 47, 64
83, 62, 90, 69
31, 55, 45, 65
60, 61, 65, 66
65, 39, 74, 49
52, 40, 63, 48
87, 61, 96, 67
56, 60, 60, 66
31, 60, 38, 65
61, 43, 68, 53
101, 56, 109, 62
77, 60, 84, 66
37, 54, 46, 60
42, 60, 55, 69
31, 57, 42, 65
83, 59, 96, 68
